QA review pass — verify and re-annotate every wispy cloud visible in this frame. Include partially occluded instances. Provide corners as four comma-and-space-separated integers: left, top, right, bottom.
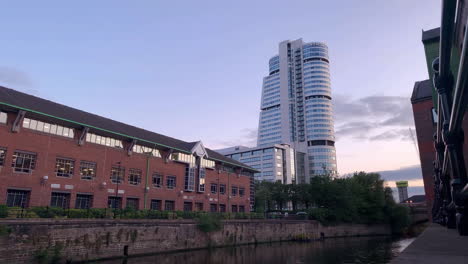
333, 94, 414, 141
369, 128, 412, 141
335, 121, 376, 140
0, 66, 38, 95
0, 66, 32, 87
210, 128, 258, 149
376, 164, 422, 182
209, 94, 415, 149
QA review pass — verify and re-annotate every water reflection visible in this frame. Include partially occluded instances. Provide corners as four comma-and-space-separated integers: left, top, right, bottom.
96, 237, 413, 264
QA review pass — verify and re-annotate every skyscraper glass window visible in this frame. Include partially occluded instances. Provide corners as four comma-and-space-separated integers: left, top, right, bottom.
256, 39, 337, 180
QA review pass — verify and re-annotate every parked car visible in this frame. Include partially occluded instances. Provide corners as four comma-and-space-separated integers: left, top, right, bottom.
295, 212, 308, 220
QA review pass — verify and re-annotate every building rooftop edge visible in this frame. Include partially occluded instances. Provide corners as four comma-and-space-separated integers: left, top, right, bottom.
218, 143, 302, 155
401, 195, 426, 204
0, 86, 256, 172
411, 79, 433, 104
422, 27, 440, 43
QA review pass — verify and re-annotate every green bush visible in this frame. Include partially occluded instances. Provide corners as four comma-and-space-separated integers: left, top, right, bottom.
179, 211, 203, 219
89, 208, 110, 218
31, 207, 68, 218
31, 207, 54, 218
51, 207, 67, 218
234, 213, 249, 219
175, 211, 184, 218
33, 242, 63, 264
388, 204, 411, 234
136, 209, 151, 219
167, 212, 177, 220
175, 210, 197, 219
34, 248, 49, 264
221, 213, 233, 219
4, 206, 263, 220
0, 205, 8, 218
196, 214, 223, 233
145, 210, 163, 219
7, 207, 38, 218
67, 209, 90, 218
307, 208, 331, 223
143, 210, 177, 219
0, 224, 12, 236
119, 208, 144, 219
248, 212, 265, 219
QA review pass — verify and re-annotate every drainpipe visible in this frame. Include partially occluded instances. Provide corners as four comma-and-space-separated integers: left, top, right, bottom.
144, 152, 152, 209
228, 169, 234, 213
217, 170, 220, 211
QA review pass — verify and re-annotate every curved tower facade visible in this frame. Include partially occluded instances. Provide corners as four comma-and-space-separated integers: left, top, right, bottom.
257, 39, 337, 182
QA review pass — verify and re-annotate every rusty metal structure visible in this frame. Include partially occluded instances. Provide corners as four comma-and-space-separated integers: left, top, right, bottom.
432, 0, 468, 235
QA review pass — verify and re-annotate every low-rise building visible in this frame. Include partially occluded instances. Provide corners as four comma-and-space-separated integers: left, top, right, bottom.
216, 144, 306, 184
0, 86, 256, 212
401, 195, 427, 206
411, 79, 436, 216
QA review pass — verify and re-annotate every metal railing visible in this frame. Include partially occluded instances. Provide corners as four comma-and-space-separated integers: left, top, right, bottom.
432, 0, 468, 235
2, 206, 265, 220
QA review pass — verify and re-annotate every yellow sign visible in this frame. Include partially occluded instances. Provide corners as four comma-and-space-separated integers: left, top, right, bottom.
396, 181, 408, 187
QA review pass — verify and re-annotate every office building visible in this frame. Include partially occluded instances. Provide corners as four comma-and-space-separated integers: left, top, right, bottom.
257, 39, 337, 181
396, 181, 409, 203
217, 144, 306, 184
0, 86, 256, 212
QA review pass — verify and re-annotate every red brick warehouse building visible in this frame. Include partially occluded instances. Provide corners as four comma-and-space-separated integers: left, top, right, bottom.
0, 86, 257, 213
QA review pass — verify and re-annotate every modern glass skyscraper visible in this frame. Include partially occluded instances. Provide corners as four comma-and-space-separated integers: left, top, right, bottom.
257, 39, 337, 182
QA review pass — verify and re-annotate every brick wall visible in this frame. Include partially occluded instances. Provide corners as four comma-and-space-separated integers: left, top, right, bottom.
0, 112, 251, 212
412, 99, 436, 219
412, 96, 468, 221
0, 219, 391, 263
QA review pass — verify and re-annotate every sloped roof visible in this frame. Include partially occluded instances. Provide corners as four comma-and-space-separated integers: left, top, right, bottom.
411, 79, 434, 104
0, 86, 256, 171
422, 27, 440, 43
402, 195, 426, 204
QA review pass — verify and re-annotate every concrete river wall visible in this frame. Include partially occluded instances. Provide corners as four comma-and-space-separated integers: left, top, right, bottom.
0, 219, 391, 263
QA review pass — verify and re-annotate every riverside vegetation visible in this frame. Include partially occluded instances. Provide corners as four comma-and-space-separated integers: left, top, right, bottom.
0, 172, 410, 234
254, 172, 411, 234
0, 205, 263, 221
0, 173, 410, 263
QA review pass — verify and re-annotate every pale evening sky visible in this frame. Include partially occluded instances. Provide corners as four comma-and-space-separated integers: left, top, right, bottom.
0, 1, 442, 193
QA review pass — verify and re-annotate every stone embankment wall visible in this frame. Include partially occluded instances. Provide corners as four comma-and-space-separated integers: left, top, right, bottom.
0, 219, 391, 263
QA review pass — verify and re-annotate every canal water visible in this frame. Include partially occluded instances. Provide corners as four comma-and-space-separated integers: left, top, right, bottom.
96, 237, 415, 264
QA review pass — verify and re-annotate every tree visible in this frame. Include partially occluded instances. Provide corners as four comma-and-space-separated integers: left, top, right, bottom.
253, 172, 410, 230
296, 184, 312, 209
254, 181, 273, 212
271, 181, 288, 210
287, 184, 301, 211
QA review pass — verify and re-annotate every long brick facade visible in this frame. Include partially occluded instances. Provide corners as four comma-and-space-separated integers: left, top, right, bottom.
0, 87, 255, 212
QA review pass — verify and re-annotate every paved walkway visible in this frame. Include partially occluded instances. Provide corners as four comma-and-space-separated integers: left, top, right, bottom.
392, 224, 468, 263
